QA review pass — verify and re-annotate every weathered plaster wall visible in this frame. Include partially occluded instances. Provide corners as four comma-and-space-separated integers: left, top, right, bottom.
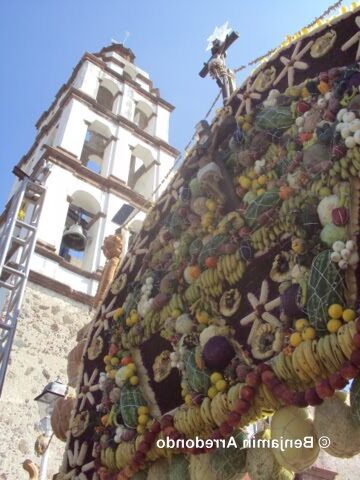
0, 282, 92, 480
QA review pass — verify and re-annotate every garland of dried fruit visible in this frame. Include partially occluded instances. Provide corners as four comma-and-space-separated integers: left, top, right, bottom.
60, 6, 360, 480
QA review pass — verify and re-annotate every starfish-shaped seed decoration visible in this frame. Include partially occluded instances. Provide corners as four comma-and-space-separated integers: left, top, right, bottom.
239, 279, 281, 327
65, 442, 95, 479
92, 296, 117, 341
121, 234, 149, 273
78, 369, 100, 411
273, 39, 313, 87
236, 79, 262, 116
341, 16, 360, 60
63, 461, 96, 480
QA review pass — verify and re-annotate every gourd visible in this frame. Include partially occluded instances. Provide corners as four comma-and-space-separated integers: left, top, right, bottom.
255, 106, 293, 130
306, 250, 345, 334
209, 430, 247, 480
246, 429, 294, 480
147, 459, 169, 480
168, 454, 190, 480
244, 191, 280, 227
51, 395, 76, 441
119, 384, 146, 429
271, 406, 319, 472
198, 234, 227, 267
183, 348, 211, 394
314, 394, 360, 457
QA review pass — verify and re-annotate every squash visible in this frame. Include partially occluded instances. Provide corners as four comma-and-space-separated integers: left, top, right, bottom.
306, 250, 345, 334
51, 395, 75, 441
314, 394, 360, 458
183, 348, 211, 394
168, 454, 190, 480
120, 384, 146, 428
271, 406, 319, 472
246, 429, 294, 480
147, 459, 169, 480
244, 190, 280, 227
209, 430, 247, 480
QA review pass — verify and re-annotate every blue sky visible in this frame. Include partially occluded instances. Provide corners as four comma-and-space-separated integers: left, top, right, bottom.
0, 0, 337, 209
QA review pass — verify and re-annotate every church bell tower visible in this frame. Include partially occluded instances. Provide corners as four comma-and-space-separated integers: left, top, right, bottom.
0, 42, 178, 480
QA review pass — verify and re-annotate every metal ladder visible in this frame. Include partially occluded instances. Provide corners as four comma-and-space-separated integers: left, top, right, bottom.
0, 178, 46, 395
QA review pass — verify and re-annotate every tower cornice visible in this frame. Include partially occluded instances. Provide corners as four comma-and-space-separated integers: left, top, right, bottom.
17, 86, 179, 175
36, 52, 175, 132
40, 145, 153, 210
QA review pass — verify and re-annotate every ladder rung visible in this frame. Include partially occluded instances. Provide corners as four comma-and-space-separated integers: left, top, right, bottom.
0, 323, 12, 331
2, 266, 26, 278
15, 219, 36, 231
0, 280, 14, 290
12, 237, 27, 246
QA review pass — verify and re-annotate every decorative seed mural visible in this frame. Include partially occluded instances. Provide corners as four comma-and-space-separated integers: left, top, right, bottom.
58, 7, 360, 480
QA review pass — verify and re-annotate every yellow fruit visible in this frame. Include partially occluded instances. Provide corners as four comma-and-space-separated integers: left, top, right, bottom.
171, 308, 182, 319
130, 312, 139, 323
328, 304, 343, 319
208, 386, 218, 399
105, 365, 113, 373
236, 115, 245, 125
239, 176, 252, 190
210, 372, 223, 384
295, 318, 310, 332
107, 369, 117, 379
215, 379, 228, 392
290, 332, 303, 347
124, 364, 136, 378
251, 179, 260, 190
257, 188, 266, 196
125, 317, 132, 326
342, 309, 356, 323
302, 326, 316, 340
138, 406, 149, 415
113, 307, 124, 320
138, 414, 149, 425
104, 355, 112, 365
127, 363, 137, 372
257, 175, 267, 186
110, 357, 119, 367
185, 394, 193, 405
137, 425, 145, 434
242, 122, 252, 132
196, 310, 209, 325
206, 199, 217, 211
130, 375, 139, 386
327, 318, 342, 333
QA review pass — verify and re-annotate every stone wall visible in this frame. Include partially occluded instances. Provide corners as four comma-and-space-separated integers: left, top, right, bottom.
0, 282, 92, 480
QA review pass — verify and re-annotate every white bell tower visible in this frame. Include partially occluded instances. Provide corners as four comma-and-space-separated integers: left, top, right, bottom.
8, 42, 179, 302
0, 43, 178, 480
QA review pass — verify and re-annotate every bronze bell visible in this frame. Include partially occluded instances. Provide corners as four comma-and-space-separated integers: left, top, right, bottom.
62, 224, 87, 251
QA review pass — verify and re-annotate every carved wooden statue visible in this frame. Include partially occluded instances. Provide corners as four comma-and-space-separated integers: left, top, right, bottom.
93, 232, 123, 309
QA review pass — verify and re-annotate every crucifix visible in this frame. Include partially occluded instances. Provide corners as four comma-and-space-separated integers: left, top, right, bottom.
199, 22, 239, 103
